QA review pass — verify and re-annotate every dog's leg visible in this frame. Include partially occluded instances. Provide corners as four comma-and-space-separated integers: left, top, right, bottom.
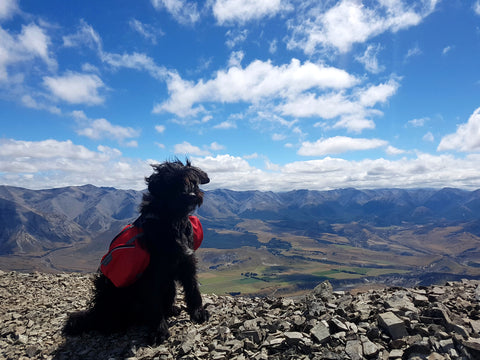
178, 257, 209, 323
144, 279, 176, 344
163, 280, 181, 317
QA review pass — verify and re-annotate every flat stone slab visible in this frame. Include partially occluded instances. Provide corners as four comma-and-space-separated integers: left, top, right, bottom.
378, 311, 408, 339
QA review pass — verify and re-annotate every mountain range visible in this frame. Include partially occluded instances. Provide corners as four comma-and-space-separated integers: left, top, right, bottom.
1, 185, 480, 295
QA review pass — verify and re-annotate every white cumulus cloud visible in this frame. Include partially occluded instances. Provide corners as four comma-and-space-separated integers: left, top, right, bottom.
298, 136, 388, 156
43, 72, 105, 105
438, 107, 480, 152
174, 141, 211, 156
154, 59, 358, 117
77, 118, 140, 144
287, 0, 438, 54
0, 139, 150, 189
154, 57, 399, 133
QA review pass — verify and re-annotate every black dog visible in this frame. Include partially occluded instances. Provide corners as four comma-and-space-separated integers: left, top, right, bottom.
63, 160, 210, 343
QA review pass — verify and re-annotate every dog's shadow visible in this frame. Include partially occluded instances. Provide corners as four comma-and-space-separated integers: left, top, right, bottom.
52, 307, 195, 360
52, 327, 151, 360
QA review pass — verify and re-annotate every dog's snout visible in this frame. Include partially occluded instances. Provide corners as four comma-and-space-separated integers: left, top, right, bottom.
199, 173, 209, 185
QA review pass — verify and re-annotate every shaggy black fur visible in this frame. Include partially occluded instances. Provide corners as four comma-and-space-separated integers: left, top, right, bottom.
63, 159, 210, 344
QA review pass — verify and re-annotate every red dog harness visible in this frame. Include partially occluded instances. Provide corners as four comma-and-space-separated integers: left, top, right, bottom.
100, 216, 203, 288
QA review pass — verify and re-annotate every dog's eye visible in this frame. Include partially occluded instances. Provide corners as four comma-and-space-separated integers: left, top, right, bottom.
184, 181, 196, 195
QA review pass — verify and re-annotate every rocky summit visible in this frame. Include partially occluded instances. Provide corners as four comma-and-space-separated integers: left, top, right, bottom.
1, 271, 480, 360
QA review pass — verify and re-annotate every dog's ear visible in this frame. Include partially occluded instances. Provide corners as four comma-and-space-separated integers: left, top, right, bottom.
145, 163, 176, 196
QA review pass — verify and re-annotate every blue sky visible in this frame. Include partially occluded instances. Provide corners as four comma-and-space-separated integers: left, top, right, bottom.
1, 0, 480, 191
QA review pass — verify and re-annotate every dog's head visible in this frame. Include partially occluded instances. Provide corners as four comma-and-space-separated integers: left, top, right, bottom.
143, 159, 209, 216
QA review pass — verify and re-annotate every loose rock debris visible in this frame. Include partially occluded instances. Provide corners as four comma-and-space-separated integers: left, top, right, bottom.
1, 270, 480, 359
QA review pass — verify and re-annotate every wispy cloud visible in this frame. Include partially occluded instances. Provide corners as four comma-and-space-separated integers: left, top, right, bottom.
101, 52, 168, 80
474, 1, 480, 16
355, 44, 385, 73
63, 20, 101, 50
407, 117, 429, 127
21, 94, 61, 114
0, 0, 18, 20
129, 19, 163, 44
269, 39, 278, 54
442, 45, 452, 56
0, 23, 56, 81
151, 0, 200, 25
64, 21, 168, 80
228, 50, 244, 67
225, 29, 248, 48
405, 45, 422, 61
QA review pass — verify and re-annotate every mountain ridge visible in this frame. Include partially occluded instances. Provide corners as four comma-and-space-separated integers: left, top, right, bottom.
1, 185, 480, 295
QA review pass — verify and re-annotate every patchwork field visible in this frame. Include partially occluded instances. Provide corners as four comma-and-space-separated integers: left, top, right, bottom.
195, 219, 480, 296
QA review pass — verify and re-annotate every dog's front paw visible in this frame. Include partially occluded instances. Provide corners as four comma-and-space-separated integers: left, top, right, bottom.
190, 307, 209, 324
168, 305, 182, 317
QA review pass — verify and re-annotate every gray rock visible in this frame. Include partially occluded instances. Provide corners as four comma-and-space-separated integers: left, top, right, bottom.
389, 348, 404, 358
475, 285, 480, 301
306, 298, 326, 317
310, 322, 330, 344
361, 335, 379, 358
329, 315, 349, 333
469, 319, 480, 334
463, 337, 480, 352
378, 311, 409, 339
284, 331, 305, 344
437, 338, 454, 352
345, 339, 363, 360
313, 280, 333, 301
